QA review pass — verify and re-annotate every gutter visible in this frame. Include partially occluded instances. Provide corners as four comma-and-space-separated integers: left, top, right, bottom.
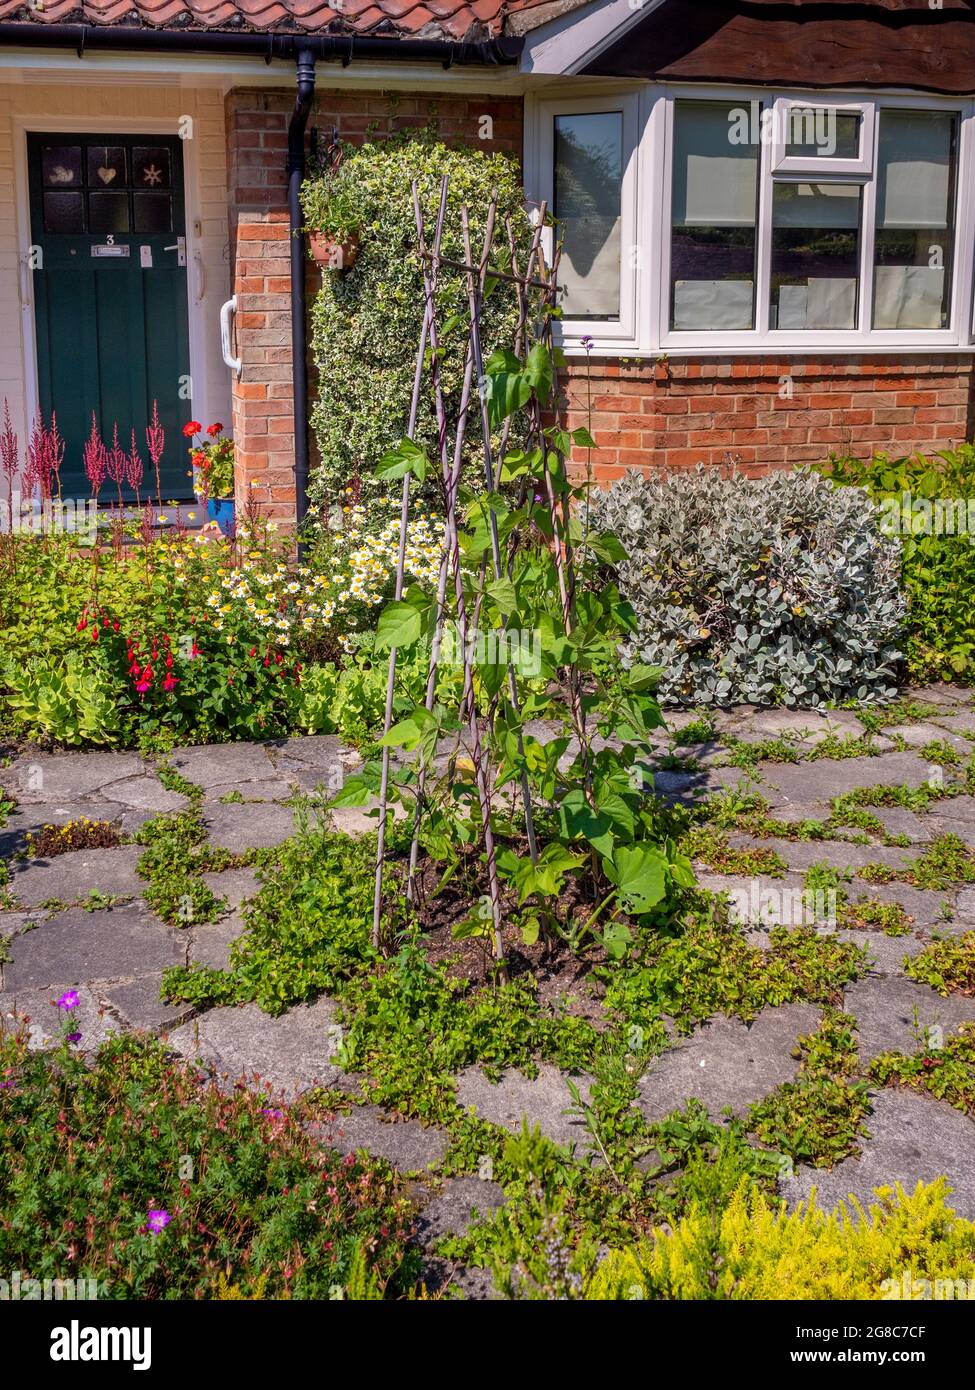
0, 22, 523, 530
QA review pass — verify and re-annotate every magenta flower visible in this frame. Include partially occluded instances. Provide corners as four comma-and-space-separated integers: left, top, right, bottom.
146, 1209, 171, 1234
56, 991, 80, 1011
66, 1032, 82, 1044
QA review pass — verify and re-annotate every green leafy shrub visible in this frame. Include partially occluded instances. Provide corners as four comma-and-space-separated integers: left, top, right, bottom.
0, 1029, 417, 1299
586, 467, 904, 706
301, 133, 533, 509
586, 1179, 975, 1300
822, 446, 975, 681
2, 650, 121, 745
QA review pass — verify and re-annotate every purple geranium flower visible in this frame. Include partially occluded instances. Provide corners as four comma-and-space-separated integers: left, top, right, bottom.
66, 1032, 82, 1044
580, 335, 594, 352
146, 1209, 171, 1235
56, 991, 80, 1011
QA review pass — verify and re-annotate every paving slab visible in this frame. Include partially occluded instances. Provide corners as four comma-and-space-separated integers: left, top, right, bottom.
847, 879, 955, 930
0, 982, 119, 1051
188, 916, 246, 972
765, 803, 832, 826
782, 1089, 975, 1221
166, 997, 341, 1097
733, 708, 866, 747
201, 866, 260, 911
869, 807, 933, 844
727, 834, 912, 875
2, 904, 184, 991
0, 751, 145, 803
271, 736, 362, 772
695, 871, 828, 928
909, 685, 972, 709
0, 911, 42, 940
844, 976, 975, 1061
203, 802, 297, 851
98, 777, 189, 813
636, 1003, 822, 1122
414, 1177, 506, 1244
838, 930, 927, 976
760, 752, 935, 806
311, 1105, 450, 1171
927, 794, 975, 824
168, 743, 280, 793
925, 815, 975, 850
455, 1064, 594, 1151
883, 723, 974, 756
101, 974, 196, 1032
7, 845, 144, 908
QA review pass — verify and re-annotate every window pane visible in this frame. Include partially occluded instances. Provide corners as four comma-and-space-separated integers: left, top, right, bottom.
42, 145, 81, 188
87, 146, 127, 190
770, 182, 861, 330
554, 112, 622, 319
43, 191, 84, 234
88, 192, 129, 235
670, 100, 759, 331
785, 110, 860, 160
133, 147, 171, 189
873, 110, 956, 330
133, 193, 172, 233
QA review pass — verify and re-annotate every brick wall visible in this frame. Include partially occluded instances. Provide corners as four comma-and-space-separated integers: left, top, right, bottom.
225, 86, 522, 524
561, 355, 975, 483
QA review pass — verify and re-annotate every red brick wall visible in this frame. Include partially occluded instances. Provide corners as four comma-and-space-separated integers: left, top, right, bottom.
225, 87, 523, 524
562, 355, 975, 483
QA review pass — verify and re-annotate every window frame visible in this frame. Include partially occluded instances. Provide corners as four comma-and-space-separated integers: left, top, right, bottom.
527, 83, 975, 357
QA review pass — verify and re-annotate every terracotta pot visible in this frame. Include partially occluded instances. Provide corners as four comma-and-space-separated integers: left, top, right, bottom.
308, 231, 359, 271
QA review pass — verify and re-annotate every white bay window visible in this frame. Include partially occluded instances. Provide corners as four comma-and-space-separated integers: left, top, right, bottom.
525, 87, 975, 354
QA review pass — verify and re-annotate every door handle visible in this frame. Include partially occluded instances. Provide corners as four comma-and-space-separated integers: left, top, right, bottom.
163, 236, 186, 266
195, 250, 206, 305
220, 295, 241, 378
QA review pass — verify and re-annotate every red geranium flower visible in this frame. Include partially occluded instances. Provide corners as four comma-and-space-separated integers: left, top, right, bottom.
183, 421, 202, 438
206, 423, 223, 437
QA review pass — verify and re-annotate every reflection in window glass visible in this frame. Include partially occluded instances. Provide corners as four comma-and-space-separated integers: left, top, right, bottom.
554, 112, 622, 319
670, 100, 759, 331
770, 183, 861, 330
873, 110, 956, 330
785, 110, 860, 160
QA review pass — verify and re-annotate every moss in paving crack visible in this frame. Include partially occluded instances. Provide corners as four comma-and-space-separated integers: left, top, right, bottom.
920, 740, 962, 768
855, 835, 975, 893
852, 698, 942, 733
871, 1022, 975, 1117
747, 1010, 868, 1168
905, 931, 975, 998
670, 715, 716, 747
840, 897, 912, 935
722, 735, 802, 769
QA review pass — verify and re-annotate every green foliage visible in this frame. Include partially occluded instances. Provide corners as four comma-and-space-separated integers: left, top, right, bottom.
301, 133, 532, 508
586, 1179, 975, 1300
586, 466, 904, 707
2, 650, 121, 746
871, 1023, 975, 1116
822, 446, 975, 681
748, 1011, 869, 1168
906, 931, 975, 997
0, 1030, 416, 1299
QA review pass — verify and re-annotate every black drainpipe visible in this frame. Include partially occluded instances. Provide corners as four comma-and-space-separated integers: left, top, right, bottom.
287, 48, 316, 534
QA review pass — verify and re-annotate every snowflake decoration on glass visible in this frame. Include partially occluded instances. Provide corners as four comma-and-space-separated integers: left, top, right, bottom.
143, 164, 163, 186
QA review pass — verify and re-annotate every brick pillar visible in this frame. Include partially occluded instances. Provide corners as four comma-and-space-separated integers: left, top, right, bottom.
226, 92, 297, 526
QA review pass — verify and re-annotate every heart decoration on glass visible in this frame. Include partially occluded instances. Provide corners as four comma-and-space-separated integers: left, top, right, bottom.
97, 167, 117, 185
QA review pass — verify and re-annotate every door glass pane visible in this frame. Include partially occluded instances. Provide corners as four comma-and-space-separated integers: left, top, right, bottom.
88, 192, 129, 234
671, 100, 759, 331
770, 182, 861, 330
133, 146, 171, 189
133, 193, 172, 234
785, 110, 860, 160
554, 112, 623, 319
43, 191, 84, 234
873, 110, 956, 330
42, 145, 82, 188
87, 146, 127, 190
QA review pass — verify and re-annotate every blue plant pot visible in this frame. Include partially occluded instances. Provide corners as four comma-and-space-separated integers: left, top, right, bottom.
207, 497, 235, 537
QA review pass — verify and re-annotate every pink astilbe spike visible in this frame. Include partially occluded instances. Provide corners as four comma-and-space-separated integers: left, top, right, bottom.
46, 412, 65, 501
126, 429, 143, 507
83, 414, 107, 500
25, 416, 50, 501
0, 400, 17, 537
106, 424, 126, 509
146, 400, 164, 507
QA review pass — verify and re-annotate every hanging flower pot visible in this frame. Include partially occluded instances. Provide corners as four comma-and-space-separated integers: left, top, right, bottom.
308, 231, 359, 272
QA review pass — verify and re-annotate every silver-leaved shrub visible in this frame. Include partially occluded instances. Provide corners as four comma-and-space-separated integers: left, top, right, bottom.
586, 467, 906, 707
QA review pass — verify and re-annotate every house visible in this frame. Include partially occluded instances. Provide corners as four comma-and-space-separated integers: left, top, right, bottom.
1, 0, 974, 524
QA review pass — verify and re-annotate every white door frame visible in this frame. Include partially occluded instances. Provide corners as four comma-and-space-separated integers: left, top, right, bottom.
12, 111, 214, 451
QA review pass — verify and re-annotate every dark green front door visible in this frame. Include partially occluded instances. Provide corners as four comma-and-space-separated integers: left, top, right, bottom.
28, 132, 193, 502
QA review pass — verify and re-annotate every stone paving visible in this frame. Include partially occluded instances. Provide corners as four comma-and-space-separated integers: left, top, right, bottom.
2, 687, 975, 1294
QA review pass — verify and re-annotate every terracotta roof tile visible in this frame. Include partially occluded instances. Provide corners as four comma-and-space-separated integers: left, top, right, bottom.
0, 0, 564, 39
